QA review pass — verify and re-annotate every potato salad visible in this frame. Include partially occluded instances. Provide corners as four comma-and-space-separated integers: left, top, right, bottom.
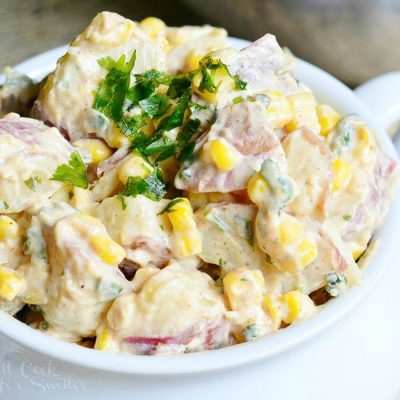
0, 11, 396, 355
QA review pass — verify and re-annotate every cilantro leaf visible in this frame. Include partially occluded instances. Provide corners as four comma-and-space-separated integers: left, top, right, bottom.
157, 88, 190, 132
198, 61, 217, 93
167, 75, 192, 98
139, 93, 170, 118
143, 136, 175, 156
120, 171, 166, 201
51, 151, 88, 189
158, 198, 185, 215
117, 114, 147, 137
233, 75, 247, 90
97, 56, 117, 71
134, 70, 170, 89
177, 118, 201, 144
232, 96, 243, 104
93, 51, 136, 122
178, 142, 196, 163
189, 100, 207, 111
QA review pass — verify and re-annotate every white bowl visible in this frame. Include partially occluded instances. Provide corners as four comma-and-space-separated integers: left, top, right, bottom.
0, 38, 399, 376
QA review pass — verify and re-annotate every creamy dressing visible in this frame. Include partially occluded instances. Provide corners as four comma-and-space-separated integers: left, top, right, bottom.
0, 11, 396, 356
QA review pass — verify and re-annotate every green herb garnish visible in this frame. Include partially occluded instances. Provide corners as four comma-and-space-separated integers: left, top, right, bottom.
93, 51, 136, 121
158, 198, 185, 215
139, 92, 170, 118
233, 75, 247, 90
51, 151, 88, 189
120, 170, 166, 202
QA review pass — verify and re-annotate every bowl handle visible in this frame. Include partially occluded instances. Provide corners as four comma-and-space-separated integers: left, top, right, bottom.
355, 72, 400, 137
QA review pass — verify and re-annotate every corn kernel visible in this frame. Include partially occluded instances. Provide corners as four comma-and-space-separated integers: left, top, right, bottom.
90, 234, 126, 265
357, 125, 371, 147
285, 92, 319, 133
352, 247, 365, 260
297, 238, 318, 268
107, 126, 130, 148
316, 104, 341, 136
0, 216, 18, 241
95, 327, 112, 351
0, 266, 24, 301
279, 290, 315, 324
332, 159, 352, 192
71, 187, 91, 210
209, 138, 241, 172
278, 218, 303, 246
223, 268, 265, 310
139, 17, 166, 40
263, 90, 293, 129
174, 233, 202, 258
262, 295, 281, 329
73, 139, 112, 164
117, 152, 152, 185
167, 199, 202, 257
247, 173, 270, 205
167, 198, 194, 233
185, 50, 203, 72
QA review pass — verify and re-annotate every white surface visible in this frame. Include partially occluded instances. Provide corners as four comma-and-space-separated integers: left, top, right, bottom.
0, 254, 399, 400
0, 41, 399, 398
356, 72, 400, 135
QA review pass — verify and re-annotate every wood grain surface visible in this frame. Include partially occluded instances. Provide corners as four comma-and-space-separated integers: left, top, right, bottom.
0, 0, 203, 70
1, 0, 399, 85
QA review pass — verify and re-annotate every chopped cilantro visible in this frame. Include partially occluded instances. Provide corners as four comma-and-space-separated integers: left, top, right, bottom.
342, 214, 352, 221
233, 75, 247, 90
138, 92, 169, 118
51, 151, 88, 189
198, 60, 217, 93
189, 100, 207, 111
143, 136, 175, 156
157, 88, 190, 132
118, 194, 127, 210
232, 96, 243, 104
167, 75, 192, 98
197, 57, 247, 94
92, 51, 238, 167
158, 198, 185, 215
178, 142, 196, 163
120, 170, 166, 201
118, 114, 147, 137
93, 51, 136, 122
24, 176, 42, 192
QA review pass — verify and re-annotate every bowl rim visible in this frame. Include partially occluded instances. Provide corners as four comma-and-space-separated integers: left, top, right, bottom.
0, 37, 399, 376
